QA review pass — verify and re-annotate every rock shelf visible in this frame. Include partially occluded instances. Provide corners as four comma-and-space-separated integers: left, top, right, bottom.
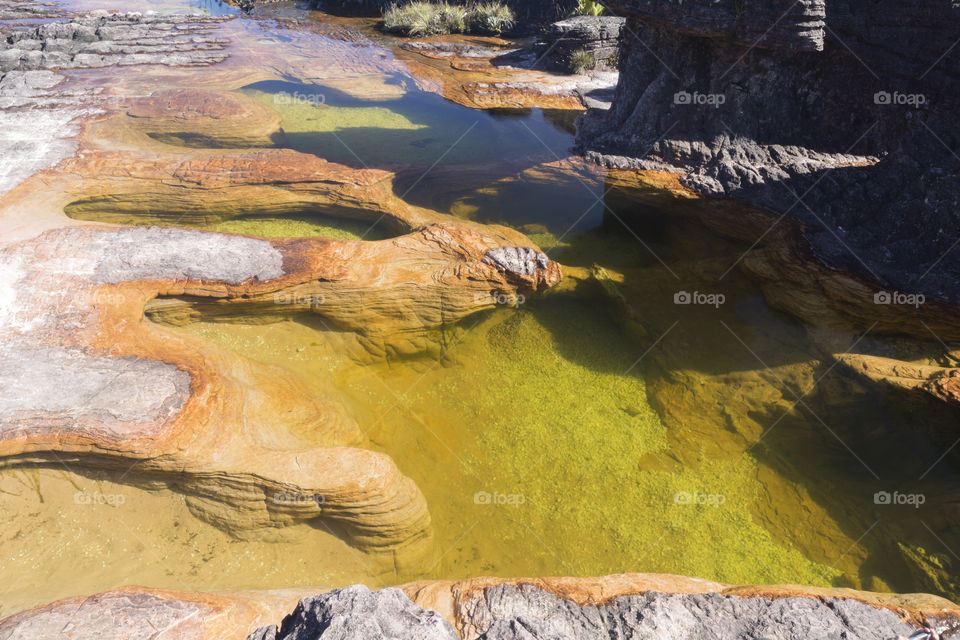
3, 576, 959, 639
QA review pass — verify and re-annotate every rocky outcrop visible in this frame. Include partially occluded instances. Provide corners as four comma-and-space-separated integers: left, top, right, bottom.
535, 16, 624, 72
0, 587, 313, 640
249, 585, 459, 640
311, 0, 577, 32
394, 40, 617, 110
457, 585, 921, 640
4, 576, 958, 640
0, 26, 563, 572
0, 11, 229, 72
835, 353, 960, 410
577, 0, 960, 304
0, 211, 559, 553
0, 7, 232, 198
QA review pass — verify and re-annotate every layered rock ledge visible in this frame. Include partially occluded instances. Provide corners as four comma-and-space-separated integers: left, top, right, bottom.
577, 0, 960, 303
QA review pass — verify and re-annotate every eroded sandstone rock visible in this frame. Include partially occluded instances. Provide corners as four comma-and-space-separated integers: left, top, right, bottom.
394, 42, 616, 110
0, 217, 559, 554
465, 585, 916, 640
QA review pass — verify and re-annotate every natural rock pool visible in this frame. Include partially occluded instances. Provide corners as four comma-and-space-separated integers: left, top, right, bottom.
2, 0, 959, 625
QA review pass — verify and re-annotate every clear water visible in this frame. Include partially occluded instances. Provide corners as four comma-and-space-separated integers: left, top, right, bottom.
5, 0, 960, 617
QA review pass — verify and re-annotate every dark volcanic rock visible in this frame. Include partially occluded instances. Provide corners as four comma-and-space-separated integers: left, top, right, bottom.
247, 585, 460, 640
577, 0, 960, 303
0, 10, 229, 72
536, 16, 625, 72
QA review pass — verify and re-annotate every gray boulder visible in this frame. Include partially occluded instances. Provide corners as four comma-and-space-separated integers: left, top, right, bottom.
468, 585, 920, 640
246, 585, 459, 640
483, 247, 550, 277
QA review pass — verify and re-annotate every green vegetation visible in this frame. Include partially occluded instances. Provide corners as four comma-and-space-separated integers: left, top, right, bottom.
383, 2, 449, 36
471, 1, 515, 34
576, 0, 605, 16
382, 1, 514, 36
568, 47, 595, 74
205, 213, 390, 240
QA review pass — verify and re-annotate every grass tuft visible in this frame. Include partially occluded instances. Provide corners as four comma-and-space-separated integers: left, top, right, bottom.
471, 1, 515, 35
382, 1, 515, 37
567, 47, 595, 74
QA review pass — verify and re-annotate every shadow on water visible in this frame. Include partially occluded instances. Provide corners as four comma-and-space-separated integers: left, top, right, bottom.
239, 72, 960, 595
421, 133, 960, 594
240, 79, 582, 209
533, 175, 960, 596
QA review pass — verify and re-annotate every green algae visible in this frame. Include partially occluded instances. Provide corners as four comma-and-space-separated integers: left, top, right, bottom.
241, 88, 427, 136
63, 206, 391, 240
417, 299, 841, 586
203, 213, 390, 240
172, 282, 842, 588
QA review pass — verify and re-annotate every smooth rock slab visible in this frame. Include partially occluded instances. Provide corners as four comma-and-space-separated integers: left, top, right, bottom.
92, 226, 286, 284
0, 344, 190, 439
249, 585, 460, 640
